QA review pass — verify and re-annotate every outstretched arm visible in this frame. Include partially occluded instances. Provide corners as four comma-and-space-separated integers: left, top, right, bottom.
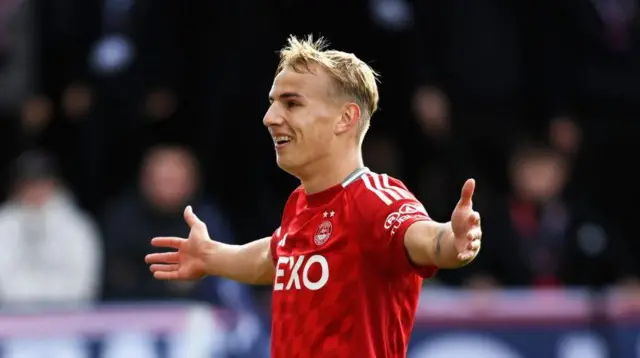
146, 206, 275, 285
404, 179, 482, 268
211, 237, 275, 285
404, 221, 479, 268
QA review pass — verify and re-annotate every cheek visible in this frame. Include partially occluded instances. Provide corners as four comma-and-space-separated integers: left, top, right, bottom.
308, 125, 334, 151
297, 113, 331, 144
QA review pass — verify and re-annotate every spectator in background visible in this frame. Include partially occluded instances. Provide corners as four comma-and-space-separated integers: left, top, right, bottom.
103, 144, 212, 300
102, 144, 270, 356
542, 0, 640, 269
0, 0, 42, 199
411, 0, 531, 193
102, 145, 246, 302
469, 143, 637, 289
0, 150, 102, 306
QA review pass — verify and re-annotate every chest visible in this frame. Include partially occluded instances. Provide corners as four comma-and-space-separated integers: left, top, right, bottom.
273, 206, 359, 292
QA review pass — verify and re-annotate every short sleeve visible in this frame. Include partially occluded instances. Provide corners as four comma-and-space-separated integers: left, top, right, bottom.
357, 173, 438, 278
269, 186, 303, 266
373, 199, 438, 278
269, 227, 282, 266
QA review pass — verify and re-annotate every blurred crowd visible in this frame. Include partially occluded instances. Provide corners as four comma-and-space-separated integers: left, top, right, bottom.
0, 0, 638, 314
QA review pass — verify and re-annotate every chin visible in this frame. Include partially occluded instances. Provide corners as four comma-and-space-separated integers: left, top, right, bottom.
275, 155, 294, 170
275, 154, 304, 176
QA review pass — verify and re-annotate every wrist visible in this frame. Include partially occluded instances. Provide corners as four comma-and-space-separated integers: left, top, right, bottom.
202, 240, 234, 277
430, 222, 459, 268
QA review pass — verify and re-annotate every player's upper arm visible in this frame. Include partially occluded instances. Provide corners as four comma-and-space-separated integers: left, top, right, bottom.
238, 236, 275, 285
250, 225, 288, 285
257, 236, 276, 284
356, 173, 438, 278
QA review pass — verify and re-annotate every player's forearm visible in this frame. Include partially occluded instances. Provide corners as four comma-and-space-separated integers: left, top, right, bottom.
207, 237, 275, 285
430, 222, 473, 268
405, 221, 473, 269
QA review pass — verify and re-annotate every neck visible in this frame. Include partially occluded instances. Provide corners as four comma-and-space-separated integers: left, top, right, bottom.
299, 150, 364, 194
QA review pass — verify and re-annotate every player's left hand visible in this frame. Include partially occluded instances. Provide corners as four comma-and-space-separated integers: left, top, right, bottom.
451, 179, 482, 261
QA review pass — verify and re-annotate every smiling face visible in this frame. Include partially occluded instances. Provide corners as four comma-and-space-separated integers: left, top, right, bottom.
264, 64, 347, 175
264, 35, 381, 179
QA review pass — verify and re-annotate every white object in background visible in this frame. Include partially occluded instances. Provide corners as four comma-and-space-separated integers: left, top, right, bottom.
409, 334, 522, 358
167, 305, 225, 358
3, 337, 86, 358
370, 0, 412, 31
558, 334, 607, 358
101, 332, 156, 358
90, 34, 135, 75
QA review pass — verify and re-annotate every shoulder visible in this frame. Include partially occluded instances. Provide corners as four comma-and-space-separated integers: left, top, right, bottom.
291, 184, 305, 198
0, 203, 18, 226
0, 203, 14, 217
348, 172, 424, 218
286, 185, 305, 204
280, 185, 305, 215
346, 172, 435, 277
270, 185, 304, 244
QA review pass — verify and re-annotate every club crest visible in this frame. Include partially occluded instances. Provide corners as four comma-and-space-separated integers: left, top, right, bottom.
314, 220, 332, 246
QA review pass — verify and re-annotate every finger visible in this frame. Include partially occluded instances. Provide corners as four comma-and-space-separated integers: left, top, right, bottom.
153, 270, 181, 280
184, 205, 204, 229
458, 179, 476, 207
151, 237, 185, 249
458, 244, 480, 260
467, 239, 481, 251
145, 252, 179, 264
467, 211, 481, 227
150, 263, 179, 273
466, 227, 482, 241
457, 251, 476, 261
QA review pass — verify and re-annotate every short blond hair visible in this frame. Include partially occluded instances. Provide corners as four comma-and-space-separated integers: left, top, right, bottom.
277, 35, 380, 141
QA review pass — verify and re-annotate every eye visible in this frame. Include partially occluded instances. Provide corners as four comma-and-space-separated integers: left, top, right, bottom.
285, 101, 299, 109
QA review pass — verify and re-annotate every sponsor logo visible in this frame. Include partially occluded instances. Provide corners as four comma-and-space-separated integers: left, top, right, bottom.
384, 204, 428, 235
274, 255, 330, 291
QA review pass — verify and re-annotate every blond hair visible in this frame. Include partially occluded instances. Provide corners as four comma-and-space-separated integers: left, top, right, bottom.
277, 35, 380, 142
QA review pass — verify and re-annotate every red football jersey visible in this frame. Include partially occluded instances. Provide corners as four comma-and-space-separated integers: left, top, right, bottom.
269, 168, 437, 358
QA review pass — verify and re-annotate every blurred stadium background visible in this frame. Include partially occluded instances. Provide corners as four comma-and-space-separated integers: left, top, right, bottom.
0, 0, 639, 357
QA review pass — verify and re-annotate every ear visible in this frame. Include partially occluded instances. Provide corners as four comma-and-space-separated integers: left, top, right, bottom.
335, 102, 361, 135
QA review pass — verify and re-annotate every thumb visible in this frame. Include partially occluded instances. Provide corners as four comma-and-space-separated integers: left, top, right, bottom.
458, 179, 476, 207
184, 205, 204, 229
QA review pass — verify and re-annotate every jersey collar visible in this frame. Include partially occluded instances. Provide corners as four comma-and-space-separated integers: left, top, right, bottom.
342, 167, 369, 187
305, 167, 369, 207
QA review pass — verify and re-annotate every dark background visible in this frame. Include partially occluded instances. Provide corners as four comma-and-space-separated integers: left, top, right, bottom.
0, 0, 639, 308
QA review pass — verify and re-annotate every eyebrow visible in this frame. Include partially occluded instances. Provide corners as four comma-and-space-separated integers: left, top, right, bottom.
269, 92, 304, 103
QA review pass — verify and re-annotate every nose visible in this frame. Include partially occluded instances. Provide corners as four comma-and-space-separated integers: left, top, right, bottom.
263, 104, 284, 128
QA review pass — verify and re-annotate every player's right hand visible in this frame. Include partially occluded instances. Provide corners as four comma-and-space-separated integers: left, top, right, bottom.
145, 205, 213, 280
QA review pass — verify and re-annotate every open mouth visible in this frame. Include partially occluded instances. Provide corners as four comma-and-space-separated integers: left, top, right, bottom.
273, 136, 293, 148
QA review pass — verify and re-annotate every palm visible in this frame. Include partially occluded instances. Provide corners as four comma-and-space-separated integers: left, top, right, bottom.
175, 231, 209, 278
450, 179, 482, 260
146, 206, 212, 280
